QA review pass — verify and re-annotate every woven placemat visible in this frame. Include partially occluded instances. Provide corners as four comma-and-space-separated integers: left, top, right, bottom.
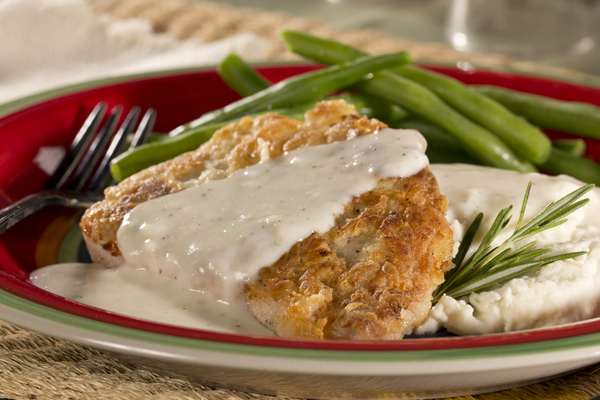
2, 0, 600, 399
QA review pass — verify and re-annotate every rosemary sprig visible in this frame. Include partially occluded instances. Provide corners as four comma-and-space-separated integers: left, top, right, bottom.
433, 182, 595, 304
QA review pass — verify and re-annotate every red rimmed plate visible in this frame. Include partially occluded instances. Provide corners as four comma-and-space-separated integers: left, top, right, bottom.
1, 64, 600, 398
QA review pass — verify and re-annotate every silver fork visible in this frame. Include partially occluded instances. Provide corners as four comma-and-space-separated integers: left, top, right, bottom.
0, 102, 156, 235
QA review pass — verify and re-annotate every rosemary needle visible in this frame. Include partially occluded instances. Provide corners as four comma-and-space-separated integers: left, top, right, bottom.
433, 182, 595, 304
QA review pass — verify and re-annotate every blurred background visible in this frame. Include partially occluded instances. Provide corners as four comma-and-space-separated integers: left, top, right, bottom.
217, 0, 600, 74
93, 0, 600, 73
2, 0, 600, 104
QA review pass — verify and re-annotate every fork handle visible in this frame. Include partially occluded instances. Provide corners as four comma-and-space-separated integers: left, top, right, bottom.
0, 193, 66, 235
0, 192, 102, 235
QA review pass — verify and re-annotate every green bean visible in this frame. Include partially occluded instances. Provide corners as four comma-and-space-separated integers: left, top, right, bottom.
398, 117, 600, 183
351, 92, 410, 124
218, 53, 271, 97
112, 122, 228, 182
540, 147, 600, 185
426, 146, 481, 165
361, 76, 535, 172
398, 115, 600, 185
280, 30, 368, 67
170, 51, 412, 135
395, 65, 551, 164
552, 139, 586, 157
217, 54, 410, 124
321, 92, 408, 121
280, 30, 536, 173
394, 118, 481, 165
393, 118, 464, 152
472, 85, 600, 140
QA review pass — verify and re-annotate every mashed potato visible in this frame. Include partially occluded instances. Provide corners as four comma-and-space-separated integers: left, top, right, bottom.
418, 164, 600, 335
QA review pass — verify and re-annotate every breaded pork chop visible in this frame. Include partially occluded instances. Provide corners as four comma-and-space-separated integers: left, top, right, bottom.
245, 169, 453, 340
80, 100, 383, 266
80, 100, 454, 340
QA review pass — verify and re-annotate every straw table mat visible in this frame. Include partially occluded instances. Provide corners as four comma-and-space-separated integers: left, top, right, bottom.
2, 0, 600, 399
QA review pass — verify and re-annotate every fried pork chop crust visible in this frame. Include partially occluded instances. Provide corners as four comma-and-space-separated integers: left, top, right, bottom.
80, 100, 387, 267
245, 168, 453, 340
80, 99, 454, 340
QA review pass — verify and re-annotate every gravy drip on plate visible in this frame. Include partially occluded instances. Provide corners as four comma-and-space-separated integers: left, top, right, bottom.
30, 263, 273, 334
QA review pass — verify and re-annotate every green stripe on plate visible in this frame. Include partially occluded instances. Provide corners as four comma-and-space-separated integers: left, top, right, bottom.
1, 288, 600, 362
0, 67, 207, 118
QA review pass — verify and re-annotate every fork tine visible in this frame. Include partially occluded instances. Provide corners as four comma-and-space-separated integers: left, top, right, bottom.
88, 106, 141, 193
68, 106, 123, 192
45, 102, 106, 191
130, 108, 156, 149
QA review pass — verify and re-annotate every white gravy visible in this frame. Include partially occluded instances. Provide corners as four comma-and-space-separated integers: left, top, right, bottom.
31, 128, 428, 333
116, 128, 428, 303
